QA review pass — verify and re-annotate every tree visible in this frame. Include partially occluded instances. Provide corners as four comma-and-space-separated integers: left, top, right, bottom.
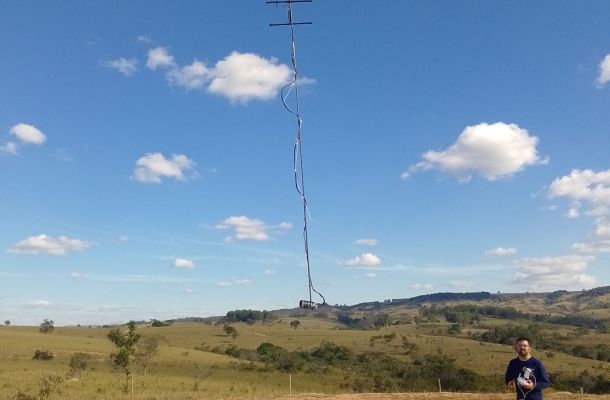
39, 319, 55, 335
108, 321, 141, 392
374, 313, 390, 329
135, 335, 159, 375
222, 324, 239, 342
4, 320, 9, 326
290, 320, 301, 329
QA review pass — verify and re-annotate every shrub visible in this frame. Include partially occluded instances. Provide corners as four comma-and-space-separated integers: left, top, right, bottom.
33, 350, 54, 360
68, 352, 89, 377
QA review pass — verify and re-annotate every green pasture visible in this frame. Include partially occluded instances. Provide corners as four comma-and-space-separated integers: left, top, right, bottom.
0, 317, 609, 399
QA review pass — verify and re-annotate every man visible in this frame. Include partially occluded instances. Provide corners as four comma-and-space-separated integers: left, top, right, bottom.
505, 337, 550, 400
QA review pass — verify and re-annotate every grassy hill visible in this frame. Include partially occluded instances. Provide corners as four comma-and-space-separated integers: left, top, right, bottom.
1, 287, 609, 399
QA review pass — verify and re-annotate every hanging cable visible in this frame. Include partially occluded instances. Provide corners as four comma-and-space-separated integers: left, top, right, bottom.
270, 0, 325, 307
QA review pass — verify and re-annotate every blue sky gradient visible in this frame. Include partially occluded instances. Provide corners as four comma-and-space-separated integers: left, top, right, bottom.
1, 1, 610, 325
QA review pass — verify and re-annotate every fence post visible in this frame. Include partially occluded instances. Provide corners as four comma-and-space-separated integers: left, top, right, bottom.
438, 378, 442, 392
289, 373, 292, 395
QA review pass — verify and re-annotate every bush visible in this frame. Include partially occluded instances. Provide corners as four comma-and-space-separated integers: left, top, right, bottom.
68, 352, 89, 377
38, 374, 63, 400
33, 350, 54, 360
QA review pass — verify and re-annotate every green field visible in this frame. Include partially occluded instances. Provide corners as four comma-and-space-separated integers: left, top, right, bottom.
1, 316, 609, 400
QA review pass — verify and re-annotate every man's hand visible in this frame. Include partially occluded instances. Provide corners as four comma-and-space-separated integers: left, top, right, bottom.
522, 379, 534, 390
507, 380, 515, 390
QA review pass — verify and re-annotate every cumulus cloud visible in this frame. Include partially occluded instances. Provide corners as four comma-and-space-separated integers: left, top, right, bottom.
146, 47, 176, 70
173, 258, 195, 269
26, 300, 52, 307
9, 234, 90, 256
365, 272, 377, 279
70, 272, 84, 279
548, 168, 610, 217
514, 255, 596, 289
0, 142, 18, 155
217, 278, 251, 287
450, 280, 474, 289
343, 253, 381, 266
485, 247, 517, 256
167, 60, 210, 90
596, 54, 610, 88
356, 238, 378, 246
217, 216, 273, 241
133, 152, 196, 183
11, 123, 46, 145
147, 47, 293, 103
572, 217, 610, 254
4, 123, 47, 153
208, 52, 291, 102
106, 57, 139, 76
408, 283, 433, 290
403, 122, 545, 181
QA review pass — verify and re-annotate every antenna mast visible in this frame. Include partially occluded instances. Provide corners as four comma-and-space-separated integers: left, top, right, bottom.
267, 0, 325, 309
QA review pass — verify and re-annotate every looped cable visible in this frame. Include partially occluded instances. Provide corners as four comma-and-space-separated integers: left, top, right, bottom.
280, 1, 326, 306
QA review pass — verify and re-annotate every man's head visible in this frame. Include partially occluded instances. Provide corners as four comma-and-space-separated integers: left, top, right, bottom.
515, 337, 532, 359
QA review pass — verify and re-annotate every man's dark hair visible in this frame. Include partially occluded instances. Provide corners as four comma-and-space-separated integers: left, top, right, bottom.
515, 336, 531, 345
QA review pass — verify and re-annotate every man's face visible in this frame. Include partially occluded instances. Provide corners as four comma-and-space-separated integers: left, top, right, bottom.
516, 340, 531, 357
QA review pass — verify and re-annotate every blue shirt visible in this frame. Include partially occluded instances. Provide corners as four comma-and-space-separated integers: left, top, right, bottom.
505, 356, 550, 400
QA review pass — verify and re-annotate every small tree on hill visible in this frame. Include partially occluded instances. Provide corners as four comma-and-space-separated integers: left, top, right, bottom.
108, 321, 141, 392
290, 320, 301, 329
374, 313, 390, 329
4, 320, 9, 326
223, 325, 239, 342
39, 319, 55, 335
135, 335, 160, 375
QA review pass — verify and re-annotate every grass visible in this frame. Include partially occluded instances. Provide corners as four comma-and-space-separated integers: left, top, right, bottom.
0, 318, 609, 399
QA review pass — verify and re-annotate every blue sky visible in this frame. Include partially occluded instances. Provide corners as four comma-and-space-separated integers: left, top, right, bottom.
1, 1, 610, 325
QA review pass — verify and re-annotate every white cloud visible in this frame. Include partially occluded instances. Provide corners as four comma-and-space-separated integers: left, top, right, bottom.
217, 216, 269, 241
208, 52, 291, 102
365, 272, 377, 279
167, 60, 210, 90
344, 253, 381, 266
514, 255, 596, 289
273, 222, 293, 231
173, 258, 195, 269
10, 123, 46, 145
26, 300, 51, 308
133, 152, 196, 183
0, 142, 18, 155
548, 169, 610, 217
596, 54, 610, 87
184, 288, 193, 293
573, 217, 610, 254
217, 278, 250, 287
137, 35, 152, 44
450, 280, 473, 289
403, 122, 544, 181
356, 238, 378, 246
146, 47, 176, 70
9, 234, 90, 256
408, 283, 433, 291
485, 247, 517, 256
106, 57, 139, 77
70, 272, 83, 279
147, 48, 292, 103
264, 269, 276, 275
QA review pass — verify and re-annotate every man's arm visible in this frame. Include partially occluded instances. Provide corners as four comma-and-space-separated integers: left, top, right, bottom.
505, 359, 517, 386
535, 360, 550, 390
